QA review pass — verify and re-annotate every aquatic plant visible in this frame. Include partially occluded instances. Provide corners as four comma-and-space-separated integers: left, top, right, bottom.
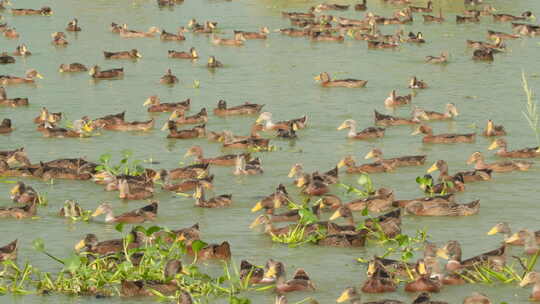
95, 150, 146, 176
415, 175, 453, 196
338, 174, 375, 197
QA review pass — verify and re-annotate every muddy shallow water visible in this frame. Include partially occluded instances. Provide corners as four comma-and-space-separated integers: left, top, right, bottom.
1, 0, 540, 303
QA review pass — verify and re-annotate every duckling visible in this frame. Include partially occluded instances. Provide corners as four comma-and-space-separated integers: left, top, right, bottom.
456, 11, 480, 23
213, 100, 265, 116
310, 31, 345, 42
0, 69, 43, 85
66, 18, 81, 32
13, 44, 31, 56
425, 52, 448, 63
3, 27, 19, 39
103, 49, 142, 59
10, 181, 38, 204
92, 201, 158, 223
423, 8, 445, 23
119, 25, 160, 38
482, 120, 506, 136
89, 65, 124, 79
120, 260, 184, 296
234, 27, 270, 39
160, 69, 178, 84
11, 6, 53, 16
493, 11, 535, 22
281, 11, 316, 19
488, 138, 539, 158
415, 103, 458, 120
412, 124, 476, 143
472, 48, 494, 61
212, 33, 245, 46
374, 109, 427, 126
384, 90, 412, 107
337, 119, 385, 140
467, 151, 533, 172
207, 56, 223, 68
143, 96, 190, 112
233, 155, 263, 175
168, 48, 198, 59
256, 112, 307, 131
160, 29, 186, 41
263, 261, 315, 293
0, 240, 17, 262
58, 63, 88, 72
185, 145, 251, 166
0, 201, 37, 219
167, 122, 205, 139
408, 76, 428, 89
0, 118, 13, 134
193, 186, 232, 208
338, 155, 396, 174
118, 179, 153, 200
51, 32, 68, 46
365, 148, 426, 167
0, 52, 15, 64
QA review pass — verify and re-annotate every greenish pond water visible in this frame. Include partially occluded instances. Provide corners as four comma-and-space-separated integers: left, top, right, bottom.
1, 0, 540, 303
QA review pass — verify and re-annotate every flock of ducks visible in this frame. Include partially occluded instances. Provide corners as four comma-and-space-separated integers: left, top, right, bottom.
1, 0, 540, 303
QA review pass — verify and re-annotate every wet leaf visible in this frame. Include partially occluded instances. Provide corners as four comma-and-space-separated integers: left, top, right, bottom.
115, 223, 124, 233
63, 254, 81, 273
191, 240, 208, 255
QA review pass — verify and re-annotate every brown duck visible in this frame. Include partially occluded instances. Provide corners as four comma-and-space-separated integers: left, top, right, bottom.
143, 96, 190, 112
213, 100, 264, 116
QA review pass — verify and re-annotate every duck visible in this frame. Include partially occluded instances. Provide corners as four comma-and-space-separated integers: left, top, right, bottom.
120, 260, 185, 297
488, 138, 539, 158
188, 19, 217, 34
315, 72, 367, 88
0, 87, 28, 107
482, 120, 506, 137
405, 199, 479, 216
66, 18, 81, 31
288, 163, 338, 185
167, 122, 205, 139
463, 293, 492, 304
239, 260, 265, 284
0, 118, 13, 134
337, 119, 385, 140
193, 186, 232, 208
0, 201, 37, 219
51, 32, 68, 46
160, 29, 186, 41
361, 261, 397, 293
464, 5, 496, 17
467, 151, 533, 172
11, 6, 52, 15
0, 240, 17, 261
101, 118, 154, 132
0, 148, 31, 166
58, 200, 84, 217
511, 22, 540, 36
58, 63, 88, 72
212, 33, 245, 46
415, 103, 458, 120
355, 0, 367, 11
456, 11, 480, 23
0, 69, 43, 85
10, 181, 38, 204
143, 96, 190, 112
365, 148, 426, 167
104, 49, 142, 59
89, 65, 124, 79
330, 203, 399, 233
312, 3, 349, 11
405, 31, 426, 43
520, 272, 540, 301
374, 109, 427, 126
338, 155, 396, 174
384, 90, 412, 107
404, 260, 442, 293
207, 56, 223, 68
74, 232, 141, 255
487, 30, 520, 40
408, 76, 428, 89
413, 292, 449, 304
508, 230, 540, 255
159, 170, 213, 192
256, 112, 307, 131
186, 241, 231, 260
310, 31, 345, 42
0, 52, 15, 64
279, 28, 309, 37
493, 11, 535, 22
425, 52, 448, 63
263, 261, 315, 293
251, 184, 291, 212
33, 107, 62, 124
39, 120, 93, 138
168, 48, 198, 59
3, 27, 19, 39
296, 174, 330, 196
185, 145, 250, 166
409, 0, 432, 13
164, 163, 210, 180
367, 39, 399, 49
473, 48, 494, 61
427, 159, 492, 183
13, 44, 31, 56
413, 124, 476, 143
91, 201, 158, 223
223, 133, 270, 150
487, 222, 540, 246
423, 8, 445, 22
213, 100, 265, 116
165, 108, 207, 126
233, 155, 264, 175
160, 69, 178, 84
418, 173, 466, 194
337, 286, 403, 303
119, 25, 160, 38
437, 240, 507, 272
234, 27, 270, 39
467, 37, 505, 50
118, 179, 153, 200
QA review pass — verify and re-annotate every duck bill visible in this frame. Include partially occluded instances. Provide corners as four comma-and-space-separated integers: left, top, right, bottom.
36, 73, 44, 79
427, 163, 438, 173
142, 98, 152, 106
487, 141, 498, 150
486, 225, 499, 235
287, 167, 297, 178
74, 239, 86, 251
436, 248, 449, 259
417, 261, 427, 275
520, 275, 533, 287
296, 176, 307, 187
336, 290, 350, 303
367, 261, 375, 276
314, 75, 321, 81
329, 209, 341, 221
273, 197, 282, 209
506, 233, 521, 244
251, 201, 263, 212
82, 123, 93, 133
10, 184, 19, 195
364, 151, 375, 160
183, 150, 192, 158
91, 207, 103, 217
263, 264, 276, 279
411, 128, 421, 136
249, 216, 263, 229
255, 116, 264, 124
337, 122, 347, 130
337, 159, 346, 169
